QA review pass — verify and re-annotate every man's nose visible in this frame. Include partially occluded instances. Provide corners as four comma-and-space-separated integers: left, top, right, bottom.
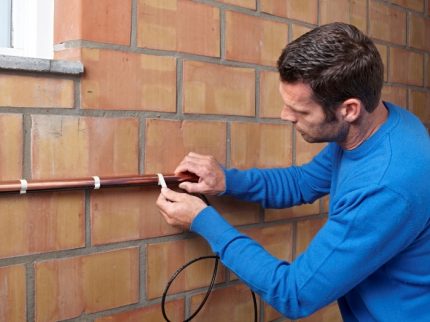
281, 107, 297, 123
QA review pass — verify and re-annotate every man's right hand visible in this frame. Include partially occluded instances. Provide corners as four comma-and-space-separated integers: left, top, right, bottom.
175, 152, 226, 195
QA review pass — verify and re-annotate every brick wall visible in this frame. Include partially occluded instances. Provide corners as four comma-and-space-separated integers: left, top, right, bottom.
0, 0, 429, 321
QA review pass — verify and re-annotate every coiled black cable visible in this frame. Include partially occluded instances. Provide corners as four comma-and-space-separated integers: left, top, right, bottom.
161, 194, 258, 322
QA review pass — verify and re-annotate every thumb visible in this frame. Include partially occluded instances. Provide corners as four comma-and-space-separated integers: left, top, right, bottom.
161, 187, 183, 202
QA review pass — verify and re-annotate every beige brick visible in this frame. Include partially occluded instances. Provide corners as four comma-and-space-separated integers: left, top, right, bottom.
226, 11, 288, 66
375, 44, 388, 82
291, 24, 312, 41
369, 0, 406, 45
389, 47, 424, 86
296, 217, 327, 256
183, 61, 255, 116
320, 0, 367, 32
296, 130, 327, 166
35, 248, 139, 322
243, 224, 293, 261
137, 0, 220, 57
296, 302, 342, 322
230, 122, 292, 169
146, 237, 225, 299
409, 14, 430, 51
95, 299, 185, 322
0, 265, 26, 322
190, 284, 259, 322
0, 114, 22, 180
259, 70, 283, 119
391, 0, 424, 12
409, 90, 430, 123
382, 85, 407, 107
31, 115, 139, 179
206, 195, 260, 226
218, 0, 256, 9
144, 119, 226, 173
80, 48, 176, 111
265, 202, 320, 222
91, 187, 181, 245
0, 75, 74, 108
54, 0, 132, 45
0, 192, 84, 259
260, 0, 318, 24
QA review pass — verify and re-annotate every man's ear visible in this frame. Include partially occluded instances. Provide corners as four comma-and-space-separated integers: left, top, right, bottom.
339, 98, 362, 123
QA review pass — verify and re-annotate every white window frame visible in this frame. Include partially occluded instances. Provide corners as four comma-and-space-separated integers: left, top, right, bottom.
0, 0, 54, 59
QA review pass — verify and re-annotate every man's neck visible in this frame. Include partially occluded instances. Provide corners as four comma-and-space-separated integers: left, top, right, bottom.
341, 101, 388, 150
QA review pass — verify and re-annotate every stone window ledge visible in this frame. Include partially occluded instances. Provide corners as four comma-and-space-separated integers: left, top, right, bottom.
0, 54, 84, 76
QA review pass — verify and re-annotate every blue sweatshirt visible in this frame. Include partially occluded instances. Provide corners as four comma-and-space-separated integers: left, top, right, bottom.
191, 103, 430, 321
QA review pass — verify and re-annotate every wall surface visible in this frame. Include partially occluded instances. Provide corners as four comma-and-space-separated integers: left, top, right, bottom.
0, 0, 429, 321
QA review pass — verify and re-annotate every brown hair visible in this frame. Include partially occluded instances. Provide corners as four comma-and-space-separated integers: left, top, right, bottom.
277, 22, 384, 121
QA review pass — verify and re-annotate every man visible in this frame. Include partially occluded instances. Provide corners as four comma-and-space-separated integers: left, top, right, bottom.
156, 22, 430, 321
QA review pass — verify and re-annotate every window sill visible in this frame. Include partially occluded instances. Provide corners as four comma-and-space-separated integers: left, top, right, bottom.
0, 54, 84, 76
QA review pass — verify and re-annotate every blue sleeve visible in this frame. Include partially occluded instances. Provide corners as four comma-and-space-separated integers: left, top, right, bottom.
191, 185, 421, 319
223, 144, 334, 208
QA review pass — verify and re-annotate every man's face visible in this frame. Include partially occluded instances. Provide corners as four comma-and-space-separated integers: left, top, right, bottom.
279, 81, 349, 143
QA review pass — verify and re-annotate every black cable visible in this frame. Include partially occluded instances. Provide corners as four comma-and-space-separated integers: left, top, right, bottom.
160, 194, 258, 322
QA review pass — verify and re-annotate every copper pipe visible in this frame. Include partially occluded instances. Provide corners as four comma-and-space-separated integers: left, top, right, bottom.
0, 172, 199, 194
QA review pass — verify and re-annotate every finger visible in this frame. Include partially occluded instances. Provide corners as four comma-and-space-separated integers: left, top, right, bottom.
178, 181, 206, 193
160, 187, 185, 202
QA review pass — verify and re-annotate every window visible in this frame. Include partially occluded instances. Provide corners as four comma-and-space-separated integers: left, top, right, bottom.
0, 0, 54, 59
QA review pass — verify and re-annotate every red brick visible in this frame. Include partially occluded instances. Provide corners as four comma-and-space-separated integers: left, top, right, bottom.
95, 299, 185, 322
0, 265, 26, 322
80, 48, 176, 111
265, 202, 320, 222
0, 114, 22, 180
35, 248, 139, 322
243, 224, 293, 261
31, 115, 139, 179
0, 192, 84, 259
375, 44, 388, 82
54, 0, 132, 45
137, 0, 220, 57
190, 284, 259, 322
230, 122, 292, 169
260, 70, 283, 119
144, 119, 226, 174
218, 0, 256, 9
409, 15, 430, 51
389, 47, 424, 86
296, 130, 327, 166
391, 0, 424, 12
320, 0, 367, 32
296, 302, 342, 322
183, 61, 255, 116
382, 85, 407, 107
226, 11, 288, 66
426, 55, 430, 88
291, 24, 312, 41
146, 238, 225, 299
369, 0, 406, 45
296, 217, 327, 256
206, 195, 260, 226
0, 75, 74, 108
91, 187, 181, 245
409, 90, 430, 123
261, 0, 318, 24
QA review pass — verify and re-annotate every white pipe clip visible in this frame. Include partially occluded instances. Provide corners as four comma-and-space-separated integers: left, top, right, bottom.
157, 173, 167, 189
20, 179, 28, 194
92, 176, 101, 190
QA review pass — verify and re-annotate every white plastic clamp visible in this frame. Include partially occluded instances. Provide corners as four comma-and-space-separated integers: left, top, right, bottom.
92, 176, 101, 190
157, 173, 167, 189
20, 179, 28, 194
